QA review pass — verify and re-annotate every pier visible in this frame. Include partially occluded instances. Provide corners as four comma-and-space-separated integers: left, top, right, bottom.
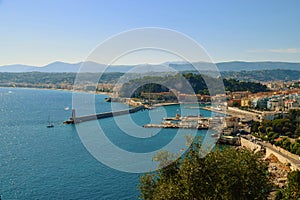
64, 105, 145, 124
143, 123, 209, 129
143, 114, 212, 130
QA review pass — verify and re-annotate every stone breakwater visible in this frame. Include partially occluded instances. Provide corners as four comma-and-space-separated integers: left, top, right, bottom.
64, 105, 146, 124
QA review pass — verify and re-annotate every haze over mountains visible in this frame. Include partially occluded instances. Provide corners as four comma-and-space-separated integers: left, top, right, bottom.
0, 61, 299, 73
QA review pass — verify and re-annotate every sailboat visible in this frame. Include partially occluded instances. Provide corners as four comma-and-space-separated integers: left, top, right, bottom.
47, 116, 54, 128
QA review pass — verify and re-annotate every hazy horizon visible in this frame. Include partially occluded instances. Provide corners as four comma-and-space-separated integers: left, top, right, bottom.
2, 59, 300, 68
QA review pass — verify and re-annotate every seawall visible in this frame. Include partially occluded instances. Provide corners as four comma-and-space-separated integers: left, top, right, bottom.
240, 137, 300, 171
240, 137, 261, 153
265, 146, 300, 171
65, 105, 145, 124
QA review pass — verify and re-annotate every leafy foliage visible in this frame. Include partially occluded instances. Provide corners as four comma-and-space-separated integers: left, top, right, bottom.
251, 109, 300, 155
120, 73, 268, 98
221, 69, 300, 82
139, 140, 272, 200
276, 171, 300, 200
0, 72, 124, 85
223, 78, 268, 93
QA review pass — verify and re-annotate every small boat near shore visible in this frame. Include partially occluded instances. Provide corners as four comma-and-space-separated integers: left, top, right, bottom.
47, 123, 54, 128
105, 97, 111, 102
46, 116, 54, 128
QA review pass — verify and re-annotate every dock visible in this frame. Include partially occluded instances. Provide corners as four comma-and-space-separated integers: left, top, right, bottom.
64, 105, 145, 124
143, 114, 212, 130
143, 123, 209, 129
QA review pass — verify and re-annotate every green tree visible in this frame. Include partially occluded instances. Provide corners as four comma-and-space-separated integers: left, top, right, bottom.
258, 125, 266, 137
251, 121, 260, 133
139, 139, 273, 200
276, 171, 300, 200
290, 142, 300, 154
266, 127, 273, 135
282, 139, 292, 151
268, 132, 279, 144
232, 101, 240, 107
294, 127, 300, 138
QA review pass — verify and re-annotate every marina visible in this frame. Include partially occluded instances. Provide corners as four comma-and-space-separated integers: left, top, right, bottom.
143, 112, 242, 146
143, 114, 222, 130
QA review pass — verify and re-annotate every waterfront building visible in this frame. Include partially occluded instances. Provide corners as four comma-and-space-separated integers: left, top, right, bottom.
241, 98, 251, 107
251, 97, 269, 110
223, 116, 239, 135
267, 99, 279, 111
285, 100, 299, 110
231, 91, 251, 99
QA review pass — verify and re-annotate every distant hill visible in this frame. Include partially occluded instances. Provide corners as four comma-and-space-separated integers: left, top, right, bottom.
0, 61, 98, 73
221, 69, 300, 82
0, 62, 160, 73
216, 61, 300, 71
0, 61, 299, 73
0, 64, 37, 72
162, 61, 300, 72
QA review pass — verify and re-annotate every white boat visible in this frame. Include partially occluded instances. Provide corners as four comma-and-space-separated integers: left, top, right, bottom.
47, 123, 54, 128
46, 116, 54, 128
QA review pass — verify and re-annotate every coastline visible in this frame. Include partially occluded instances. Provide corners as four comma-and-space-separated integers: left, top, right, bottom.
0, 86, 112, 95
2, 86, 258, 118
2, 86, 258, 120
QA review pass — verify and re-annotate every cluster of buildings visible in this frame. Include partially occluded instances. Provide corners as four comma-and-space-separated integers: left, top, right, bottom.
138, 88, 300, 113
263, 80, 300, 91
227, 89, 300, 112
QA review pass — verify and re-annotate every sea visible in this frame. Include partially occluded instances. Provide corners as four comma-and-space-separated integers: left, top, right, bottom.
0, 88, 218, 200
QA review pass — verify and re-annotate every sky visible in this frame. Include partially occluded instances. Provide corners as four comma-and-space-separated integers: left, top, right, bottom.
0, 0, 300, 66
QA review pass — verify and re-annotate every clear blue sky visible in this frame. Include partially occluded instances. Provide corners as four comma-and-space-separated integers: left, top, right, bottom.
0, 0, 300, 66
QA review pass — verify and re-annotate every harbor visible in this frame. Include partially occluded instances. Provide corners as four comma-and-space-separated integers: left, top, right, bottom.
143, 113, 242, 146
143, 114, 210, 130
64, 96, 244, 146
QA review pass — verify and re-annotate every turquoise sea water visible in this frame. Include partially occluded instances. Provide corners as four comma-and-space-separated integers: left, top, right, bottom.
0, 88, 216, 199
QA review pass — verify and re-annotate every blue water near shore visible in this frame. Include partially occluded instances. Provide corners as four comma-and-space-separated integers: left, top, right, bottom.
0, 88, 216, 199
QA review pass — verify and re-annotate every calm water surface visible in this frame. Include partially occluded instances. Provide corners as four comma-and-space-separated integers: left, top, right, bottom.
0, 88, 216, 199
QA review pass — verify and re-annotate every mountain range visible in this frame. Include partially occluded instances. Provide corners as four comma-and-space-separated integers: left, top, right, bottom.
0, 61, 299, 73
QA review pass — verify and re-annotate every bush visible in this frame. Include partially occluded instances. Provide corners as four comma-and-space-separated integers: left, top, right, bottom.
139, 139, 273, 200
276, 171, 300, 200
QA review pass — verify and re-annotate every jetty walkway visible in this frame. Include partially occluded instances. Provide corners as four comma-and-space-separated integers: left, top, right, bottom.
64, 105, 145, 124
